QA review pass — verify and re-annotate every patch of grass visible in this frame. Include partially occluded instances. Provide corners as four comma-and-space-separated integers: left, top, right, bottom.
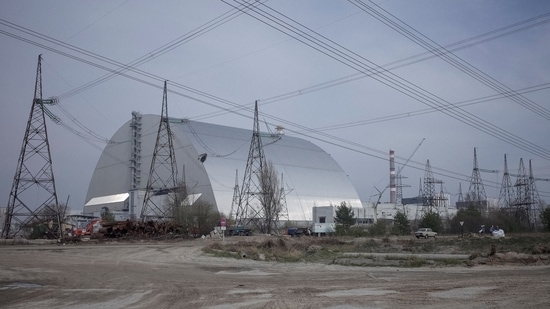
401, 257, 428, 268
418, 242, 436, 252
438, 259, 465, 266
202, 232, 550, 267
352, 238, 381, 252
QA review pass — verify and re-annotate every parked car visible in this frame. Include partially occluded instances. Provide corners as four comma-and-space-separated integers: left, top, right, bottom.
415, 227, 437, 239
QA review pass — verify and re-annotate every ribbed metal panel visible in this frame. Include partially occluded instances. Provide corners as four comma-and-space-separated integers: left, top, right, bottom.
86, 114, 362, 221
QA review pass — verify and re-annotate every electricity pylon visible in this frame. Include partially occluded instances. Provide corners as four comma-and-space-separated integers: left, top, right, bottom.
467, 148, 488, 211
498, 154, 515, 209
2, 55, 62, 239
422, 160, 441, 213
527, 160, 542, 228
275, 173, 290, 233
414, 178, 423, 223
512, 159, 547, 229
229, 169, 239, 220
141, 81, 178, 221
512, 158, 530, 227
457, 183, 464, 203
235, 101, 268, 232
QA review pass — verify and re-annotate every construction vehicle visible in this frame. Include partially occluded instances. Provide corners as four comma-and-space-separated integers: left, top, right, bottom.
73, 219, 101, 236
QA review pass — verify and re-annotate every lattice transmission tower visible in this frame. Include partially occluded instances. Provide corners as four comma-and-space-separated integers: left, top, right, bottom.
457, 183, 464, 203
229, 169, 240, 221
414, 178, 423, 222
141, 81, 178, 221
235, 101, 277, 233
526, 160, 543, 228
512, 158, 531, 227
276, 173, 290, 231
498, 154, 515, 209
2, 55, 62, 239
422, 160, 441, 214
395, 168, 408, 206
512, 159, 546, 229
467, 148, 488, 211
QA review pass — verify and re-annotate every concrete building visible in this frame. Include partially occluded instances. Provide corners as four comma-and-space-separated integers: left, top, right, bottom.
85, 113, 362, 221
312, 206, 336, 234
354, 200, 457, 225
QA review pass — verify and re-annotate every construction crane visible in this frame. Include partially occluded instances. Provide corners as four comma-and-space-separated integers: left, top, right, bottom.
370, 186, 387, 223
397, 138, 425, 175
396, 138, 425, 206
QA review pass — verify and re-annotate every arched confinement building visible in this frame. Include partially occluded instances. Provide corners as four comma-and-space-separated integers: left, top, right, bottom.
84, 113, 362, 221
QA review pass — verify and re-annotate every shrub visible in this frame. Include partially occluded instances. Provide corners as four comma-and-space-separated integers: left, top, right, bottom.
368, 220, 387, 236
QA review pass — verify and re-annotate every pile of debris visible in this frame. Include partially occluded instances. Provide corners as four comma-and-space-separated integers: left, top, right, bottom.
94, 220, 183, 239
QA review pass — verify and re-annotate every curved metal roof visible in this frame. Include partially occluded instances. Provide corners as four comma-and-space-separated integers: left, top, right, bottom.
86, 114, 361, 220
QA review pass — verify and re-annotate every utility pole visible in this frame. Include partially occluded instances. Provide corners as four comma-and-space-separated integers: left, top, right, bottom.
141, 81, 178, 221
3, 55, 61, 239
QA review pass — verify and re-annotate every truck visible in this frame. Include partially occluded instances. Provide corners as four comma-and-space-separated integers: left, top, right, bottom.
287, 227, 311, 237
415, 227, 437, 239
228, 225, 252, 236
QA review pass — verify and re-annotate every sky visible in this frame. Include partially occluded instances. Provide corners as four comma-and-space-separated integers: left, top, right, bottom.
1, 0, 549, 213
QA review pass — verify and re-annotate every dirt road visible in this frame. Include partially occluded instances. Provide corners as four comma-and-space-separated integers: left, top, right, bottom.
1, 239, 549, 308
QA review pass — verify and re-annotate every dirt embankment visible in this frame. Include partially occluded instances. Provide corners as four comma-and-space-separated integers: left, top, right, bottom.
1, 236, 550, 309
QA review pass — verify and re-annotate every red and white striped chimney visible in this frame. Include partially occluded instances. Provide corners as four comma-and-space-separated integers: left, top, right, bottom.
390, 149, 396, 204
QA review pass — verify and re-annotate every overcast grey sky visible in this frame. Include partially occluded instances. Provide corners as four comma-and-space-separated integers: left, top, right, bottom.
1, 0, 549, 213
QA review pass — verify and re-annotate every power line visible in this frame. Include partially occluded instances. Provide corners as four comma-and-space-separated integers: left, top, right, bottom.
64, 0, 131, 42
1, 8, 548, 197
3, 7, 548, 161
350, 0, 550, 120
223, 0, 550, 161
298, 82, 550, 133
193, 10, 550, 120
57, 1, 266, 101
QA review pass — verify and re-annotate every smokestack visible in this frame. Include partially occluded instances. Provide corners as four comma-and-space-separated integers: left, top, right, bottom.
390, 149, 396, 204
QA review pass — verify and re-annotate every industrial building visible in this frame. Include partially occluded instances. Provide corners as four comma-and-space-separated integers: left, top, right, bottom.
84, 113, 363, 221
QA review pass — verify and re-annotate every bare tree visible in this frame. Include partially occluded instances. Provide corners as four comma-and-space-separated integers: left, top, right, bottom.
258, 160, 282, 234
170, 182, 220, 237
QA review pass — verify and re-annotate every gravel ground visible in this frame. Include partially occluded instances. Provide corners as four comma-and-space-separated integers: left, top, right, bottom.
1, 238, 549, 309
